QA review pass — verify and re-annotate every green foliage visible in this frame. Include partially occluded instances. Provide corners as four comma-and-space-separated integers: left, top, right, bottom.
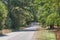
0, 1, 8, 30
5, 17, 12, 29
37, 0, 60, 28
10, 7, 34, 29
46, 13, 60, 26
1, 0, 60, 30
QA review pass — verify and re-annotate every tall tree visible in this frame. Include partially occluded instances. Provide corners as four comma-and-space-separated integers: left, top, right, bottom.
0, 1, 8, 34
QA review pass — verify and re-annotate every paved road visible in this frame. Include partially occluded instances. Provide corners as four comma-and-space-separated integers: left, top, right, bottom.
0, 22, 39, 40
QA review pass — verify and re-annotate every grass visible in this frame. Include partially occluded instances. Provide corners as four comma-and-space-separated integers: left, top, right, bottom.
33, 30, 56, 40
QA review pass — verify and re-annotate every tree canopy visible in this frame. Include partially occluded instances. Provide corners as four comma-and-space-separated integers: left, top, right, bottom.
0, 0, 60, 30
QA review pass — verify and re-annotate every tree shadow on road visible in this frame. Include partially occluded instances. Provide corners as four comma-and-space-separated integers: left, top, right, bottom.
12, 29, 39, 32
0, 34, 7, 37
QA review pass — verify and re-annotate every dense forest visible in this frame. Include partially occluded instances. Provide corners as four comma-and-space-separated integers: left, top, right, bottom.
0, 0, 60, 31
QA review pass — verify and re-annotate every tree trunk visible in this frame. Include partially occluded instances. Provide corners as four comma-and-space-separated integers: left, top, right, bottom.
50, 25, 54, 29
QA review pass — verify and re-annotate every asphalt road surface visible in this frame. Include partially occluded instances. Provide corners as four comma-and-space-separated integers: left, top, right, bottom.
0, 22, 39, 40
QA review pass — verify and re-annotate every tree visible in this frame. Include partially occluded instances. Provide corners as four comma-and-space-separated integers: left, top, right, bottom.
37, 0, 60, 29
3, 0, 35, 30
0, 1, 8, 34
46, 13, 60, 29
